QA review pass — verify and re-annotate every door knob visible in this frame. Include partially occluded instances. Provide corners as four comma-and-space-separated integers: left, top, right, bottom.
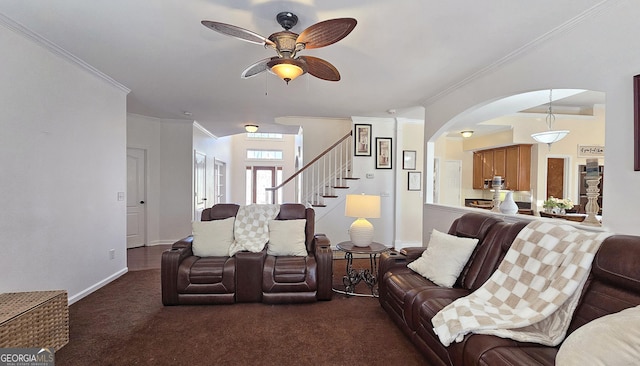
140, 201, 145, 204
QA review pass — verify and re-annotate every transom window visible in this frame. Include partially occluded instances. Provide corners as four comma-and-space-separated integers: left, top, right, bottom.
247, 149, 283, 160
246, 132, 283, 139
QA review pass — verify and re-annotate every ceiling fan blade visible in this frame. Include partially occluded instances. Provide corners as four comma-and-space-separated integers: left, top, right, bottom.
201, 20, 275, 47
296, 18, 357, 49
241, 57, 278, 78
299, 56, 340, 81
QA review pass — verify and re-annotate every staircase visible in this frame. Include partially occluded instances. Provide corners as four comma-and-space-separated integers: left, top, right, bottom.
266, 131, 360, 212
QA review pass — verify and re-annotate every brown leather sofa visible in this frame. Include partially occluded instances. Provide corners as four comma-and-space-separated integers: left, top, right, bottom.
161, 203, 332, 305
378, 212, 640, 365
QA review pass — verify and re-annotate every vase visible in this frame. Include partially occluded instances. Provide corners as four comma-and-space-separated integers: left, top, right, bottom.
500, 191, 519, 215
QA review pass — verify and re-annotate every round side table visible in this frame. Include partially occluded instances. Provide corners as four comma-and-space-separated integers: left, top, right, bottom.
335, 241, 388, 297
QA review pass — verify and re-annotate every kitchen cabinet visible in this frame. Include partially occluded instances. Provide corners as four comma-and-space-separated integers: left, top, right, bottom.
472, 150, 494, 189
504, 144, 531, 191
472, 144, 531, 191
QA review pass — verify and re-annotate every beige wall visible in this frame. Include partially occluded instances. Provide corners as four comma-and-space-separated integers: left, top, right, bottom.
434, 106, 605, 211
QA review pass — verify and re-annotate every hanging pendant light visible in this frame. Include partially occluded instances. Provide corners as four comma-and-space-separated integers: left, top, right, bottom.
531, 89, 569, 148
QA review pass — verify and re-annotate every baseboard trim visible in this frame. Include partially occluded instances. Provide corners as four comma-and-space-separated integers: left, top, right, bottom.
67, 268, 128, 305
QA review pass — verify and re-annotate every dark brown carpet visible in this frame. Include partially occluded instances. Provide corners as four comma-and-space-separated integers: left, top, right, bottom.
56, 259, 426, 365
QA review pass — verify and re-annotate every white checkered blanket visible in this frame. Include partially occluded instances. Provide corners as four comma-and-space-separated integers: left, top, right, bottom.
431, 220, 611, 347
228, 204, 280, 256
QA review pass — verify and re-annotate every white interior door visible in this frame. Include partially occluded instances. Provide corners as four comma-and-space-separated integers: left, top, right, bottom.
194, 151, 207, 220
126, 148, 146, 248
214, 159, 226, 204
441, 160, 462, 206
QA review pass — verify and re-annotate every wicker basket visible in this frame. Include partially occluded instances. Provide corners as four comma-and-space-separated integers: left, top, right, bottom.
0, 290, 69, 350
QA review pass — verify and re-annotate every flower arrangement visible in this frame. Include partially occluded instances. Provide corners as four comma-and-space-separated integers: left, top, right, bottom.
543, 196, 574, 211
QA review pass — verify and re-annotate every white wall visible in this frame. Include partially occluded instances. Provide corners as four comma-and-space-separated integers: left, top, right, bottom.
423, 2, 640, 236
193, 124, 232, 207
0, 21, 129, 303
394, 118, 424, 248
227, 133, 297, 205
127, 114, 193, 245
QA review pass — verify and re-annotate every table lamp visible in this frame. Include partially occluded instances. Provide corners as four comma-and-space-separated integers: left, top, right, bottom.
345, 194, 381, 247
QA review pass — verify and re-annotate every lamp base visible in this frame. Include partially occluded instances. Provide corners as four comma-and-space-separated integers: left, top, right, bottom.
349, 218, 374, 247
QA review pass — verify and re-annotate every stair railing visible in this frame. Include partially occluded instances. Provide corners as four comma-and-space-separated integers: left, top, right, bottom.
266, 131, 353, 205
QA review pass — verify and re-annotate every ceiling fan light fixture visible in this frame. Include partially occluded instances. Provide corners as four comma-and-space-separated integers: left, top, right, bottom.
267, 59, 306, 84
244, 124, 259, 133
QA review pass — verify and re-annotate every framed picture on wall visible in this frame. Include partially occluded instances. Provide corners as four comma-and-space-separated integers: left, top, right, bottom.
408, 171, 421, 191
354, 124, 372, 156
375, 137, 392, 169
403, 150, 416, 170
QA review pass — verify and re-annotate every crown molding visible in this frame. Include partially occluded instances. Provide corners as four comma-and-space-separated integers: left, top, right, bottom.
193, 121, 218, 139
0, 12, 130, 93
423, 0, 615, 107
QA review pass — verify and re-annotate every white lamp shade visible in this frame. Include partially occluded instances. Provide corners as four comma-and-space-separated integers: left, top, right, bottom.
345, 194, 381, 218
531, 130, 569, 144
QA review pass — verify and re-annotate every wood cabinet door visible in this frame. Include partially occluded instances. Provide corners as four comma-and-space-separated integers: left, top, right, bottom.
493, 148, 506, 178
473, 152, 484, 189
482, 150, 494, 181
505, 145, 532, 190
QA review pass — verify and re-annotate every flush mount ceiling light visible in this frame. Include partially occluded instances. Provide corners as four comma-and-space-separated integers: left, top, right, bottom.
531, 89, 569, 148
460, 130, 474, 138
244, 124, 259, 133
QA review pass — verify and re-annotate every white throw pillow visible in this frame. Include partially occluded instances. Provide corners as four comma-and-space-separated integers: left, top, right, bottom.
267, 219, 307, 256
556, 305, 640, 366
191, 217, 235, 257
407, 229, 479, 287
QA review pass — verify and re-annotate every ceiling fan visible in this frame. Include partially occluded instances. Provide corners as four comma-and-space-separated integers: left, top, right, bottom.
201, 12, 357, 84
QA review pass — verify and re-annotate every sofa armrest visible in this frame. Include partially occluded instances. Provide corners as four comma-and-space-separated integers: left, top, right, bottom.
161, 239, 193, 305
378, 250, 409, 280
236, 250, 266, 302
400, 246, 426, 261
313, 234, 333, 300
171, 235, 193, 250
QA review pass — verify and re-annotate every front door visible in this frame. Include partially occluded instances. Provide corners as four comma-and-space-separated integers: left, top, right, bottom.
127, 148, 146, 248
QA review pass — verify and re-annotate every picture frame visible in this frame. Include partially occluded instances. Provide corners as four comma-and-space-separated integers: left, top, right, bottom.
375, 137, 392, 169
408, 171, 422, 191
354, 124, 372, 156
634, 74, 640, 171
402, 150, 416, 170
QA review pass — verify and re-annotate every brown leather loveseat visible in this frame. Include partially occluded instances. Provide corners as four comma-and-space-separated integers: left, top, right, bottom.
161, 203, 332, 305
378, 212, 640, 365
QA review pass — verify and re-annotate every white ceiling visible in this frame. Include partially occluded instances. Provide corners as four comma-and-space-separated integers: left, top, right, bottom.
0, 0, 607, 137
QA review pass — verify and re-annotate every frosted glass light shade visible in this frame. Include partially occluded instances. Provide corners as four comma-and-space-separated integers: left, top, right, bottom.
531, 130, 569, 144
268, 59, 306, 84
244, 124, 259, 133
